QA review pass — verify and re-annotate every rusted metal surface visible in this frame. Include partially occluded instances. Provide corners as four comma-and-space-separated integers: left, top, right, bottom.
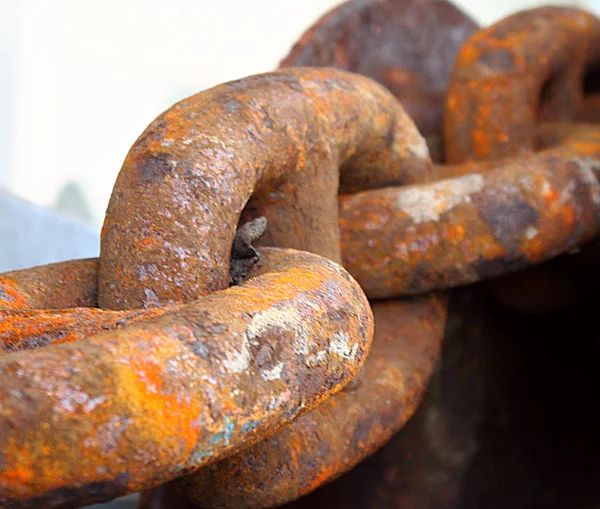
0, 259, 99, 310
4, 6, 600, 508
444, 7, 600, 312
0, 217, 267, 354
2, 68, 459, 507
99, 67, 430, 311
0, 64, 442, 508
445, 7, 600, 164
165, 295, 446, 508
0, 248, 373, 509
277, 288, 487, 509
0, 260, 135, 353
0, 306, 164, 354
134, 10, 474, 506
230, 7, 600, 509
276, 284, 600, 509
10, 123, 600, 352
0, 65, 432, 354
341, 124, 600, 298
0, 67, 440, 508
577, 94, 600, 123
0, 260, 151, 355
279, 0, 478, 160
148, 127, 600, 507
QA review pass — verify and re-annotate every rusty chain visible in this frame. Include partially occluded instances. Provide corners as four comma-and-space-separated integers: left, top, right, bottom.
2, 1, 600, 508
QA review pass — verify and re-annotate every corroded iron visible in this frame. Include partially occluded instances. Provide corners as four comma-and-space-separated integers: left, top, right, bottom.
0, 67, 437, 508
165, 128, 600, 508
0, 258, 159, 354
445, 6, 600, 163
136, 6, 472, 508
163, 295, 447, 508
341, 123, 600, 298
99, 67, 430, 311
0, 62, 441, 508
136, 138, 600, 508
0, 258, 99, 310
4, 6, 600, 509
279, 0, 478, 159
276, 3, 600, 303
445, 7, 600, 312
0, 305, 162, 353
9, 122, 600, 353
278, 288, 488, 509
3, 66, 440, 507
278, 283, 600, 509
163, 4, 472, 507
254, 6, 600, 509
0, 249, 373, 508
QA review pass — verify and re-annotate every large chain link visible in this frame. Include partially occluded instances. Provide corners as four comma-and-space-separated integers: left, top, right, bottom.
2, 1, 600, 508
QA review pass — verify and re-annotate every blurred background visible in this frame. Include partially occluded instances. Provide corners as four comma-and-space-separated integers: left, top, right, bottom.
1, 1, 599, 507
1, 0, 598, 233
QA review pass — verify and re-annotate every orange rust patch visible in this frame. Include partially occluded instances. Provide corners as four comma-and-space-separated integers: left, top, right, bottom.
0, 278, 31, 310
113, 342, 203, 457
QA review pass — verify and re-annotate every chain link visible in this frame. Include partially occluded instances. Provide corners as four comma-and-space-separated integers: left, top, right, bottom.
2, 1, 600, 508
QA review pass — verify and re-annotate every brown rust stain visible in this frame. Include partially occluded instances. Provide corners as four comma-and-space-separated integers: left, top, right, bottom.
341, 124, 600, 298
445, 8, 600, 311
445, 7, 600, 163
279, 0, 477, 140
0, 259, 99, 310
0, 249, 373, 508
5, 128, 600, 347
99, 67, 430, 310
146, 295, 447, 509
1, 69, 463, 507
0, 65, 434, 509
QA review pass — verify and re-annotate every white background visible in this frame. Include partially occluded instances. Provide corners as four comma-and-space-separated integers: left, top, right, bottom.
0, 0, 595, 229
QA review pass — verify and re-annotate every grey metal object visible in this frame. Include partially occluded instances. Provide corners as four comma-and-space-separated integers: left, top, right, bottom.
0, 191, 99, 272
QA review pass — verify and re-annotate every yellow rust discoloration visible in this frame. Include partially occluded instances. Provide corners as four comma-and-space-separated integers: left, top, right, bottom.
0, 278, 30, 310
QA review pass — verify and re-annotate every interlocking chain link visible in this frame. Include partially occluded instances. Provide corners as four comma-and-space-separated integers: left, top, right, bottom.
2, 2, 600, 508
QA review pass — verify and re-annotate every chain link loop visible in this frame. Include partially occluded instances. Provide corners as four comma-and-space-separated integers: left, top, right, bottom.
2, 2, 600, 508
